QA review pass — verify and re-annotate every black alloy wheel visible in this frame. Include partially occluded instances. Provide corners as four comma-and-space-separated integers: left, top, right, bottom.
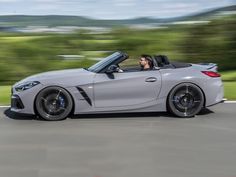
167, 83, 204, 118
35, 86, 73, 121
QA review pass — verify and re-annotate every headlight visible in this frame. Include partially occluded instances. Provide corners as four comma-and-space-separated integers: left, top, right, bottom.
15, 81, 40, 92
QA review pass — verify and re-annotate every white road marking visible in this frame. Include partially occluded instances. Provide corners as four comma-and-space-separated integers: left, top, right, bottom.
0, 106, 10, 108
224, 101, 236, 103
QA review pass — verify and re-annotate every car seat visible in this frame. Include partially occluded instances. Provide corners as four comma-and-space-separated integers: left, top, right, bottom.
153, 55, 170, 67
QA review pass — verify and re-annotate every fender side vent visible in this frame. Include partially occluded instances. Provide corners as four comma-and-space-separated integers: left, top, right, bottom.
76, 87, 92, 106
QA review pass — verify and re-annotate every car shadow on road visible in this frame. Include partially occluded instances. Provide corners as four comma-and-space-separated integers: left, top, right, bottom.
4, 108, 214, 121
71, 108, 215, 119
4, 108, 172, 120
71, 112, 172, 119
197, 108, 214, 115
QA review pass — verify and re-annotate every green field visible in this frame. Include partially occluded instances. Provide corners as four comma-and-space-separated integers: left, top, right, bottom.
0, 86, 11, 106
220, 70, 236, 81
1, 81, 235, 106
223, 82, 236, 100
1, 14, 236, 85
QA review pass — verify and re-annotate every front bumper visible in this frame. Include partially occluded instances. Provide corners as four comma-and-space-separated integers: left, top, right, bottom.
10, 84, 44, 115
11, 95, 24, 110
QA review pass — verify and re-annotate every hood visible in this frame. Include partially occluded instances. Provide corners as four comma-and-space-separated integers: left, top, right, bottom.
14, 68, 92, 87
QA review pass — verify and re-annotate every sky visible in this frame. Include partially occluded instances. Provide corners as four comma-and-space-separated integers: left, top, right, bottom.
0, 0, 235, 19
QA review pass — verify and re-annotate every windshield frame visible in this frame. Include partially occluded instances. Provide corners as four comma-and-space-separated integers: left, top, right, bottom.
88, 52, 127, 73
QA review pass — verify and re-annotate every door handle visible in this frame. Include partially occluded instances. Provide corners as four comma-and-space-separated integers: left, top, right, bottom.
145, 77, 157, 82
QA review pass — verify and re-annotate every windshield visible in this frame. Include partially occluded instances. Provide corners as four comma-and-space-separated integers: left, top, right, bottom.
88, 52, 123, 73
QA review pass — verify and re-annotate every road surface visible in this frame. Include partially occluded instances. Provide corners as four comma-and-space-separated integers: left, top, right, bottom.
0, 103, 236, 177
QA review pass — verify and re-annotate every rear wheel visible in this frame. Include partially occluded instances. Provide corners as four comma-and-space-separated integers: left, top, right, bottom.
167, 83, 204, 118
35, 86, 73, 121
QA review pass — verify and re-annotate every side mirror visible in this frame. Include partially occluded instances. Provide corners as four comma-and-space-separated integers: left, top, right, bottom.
106, 65, 118, 74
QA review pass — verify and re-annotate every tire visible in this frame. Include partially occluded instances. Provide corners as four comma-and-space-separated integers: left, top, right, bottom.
167, 83, 204, 118
35, 86, 73, 121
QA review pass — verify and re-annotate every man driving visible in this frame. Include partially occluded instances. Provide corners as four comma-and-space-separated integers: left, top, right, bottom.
139, 54, 153, 71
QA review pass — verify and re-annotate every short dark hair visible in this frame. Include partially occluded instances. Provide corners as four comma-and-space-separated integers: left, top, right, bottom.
141, 54, 152, 60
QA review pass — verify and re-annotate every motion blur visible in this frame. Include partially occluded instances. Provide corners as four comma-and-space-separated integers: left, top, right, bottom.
0, 3, 236, 104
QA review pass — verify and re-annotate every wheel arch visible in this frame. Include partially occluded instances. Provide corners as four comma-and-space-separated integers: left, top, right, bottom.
33, 85, 75, 117
166, 82, 206, 112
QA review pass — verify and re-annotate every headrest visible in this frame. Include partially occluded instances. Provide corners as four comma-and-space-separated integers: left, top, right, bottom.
154, 55, 170, 67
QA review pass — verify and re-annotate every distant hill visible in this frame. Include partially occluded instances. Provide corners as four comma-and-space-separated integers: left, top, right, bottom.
166, 5, 236, 22
0, 5, 235, 27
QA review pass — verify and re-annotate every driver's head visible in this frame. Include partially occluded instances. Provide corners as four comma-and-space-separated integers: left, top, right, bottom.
139, 54, 153, 69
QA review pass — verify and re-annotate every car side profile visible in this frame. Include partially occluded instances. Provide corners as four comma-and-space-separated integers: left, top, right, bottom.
11, 51, 224, 120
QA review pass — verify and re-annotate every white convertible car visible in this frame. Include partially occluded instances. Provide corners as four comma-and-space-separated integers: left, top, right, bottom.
11, 51, 224, 120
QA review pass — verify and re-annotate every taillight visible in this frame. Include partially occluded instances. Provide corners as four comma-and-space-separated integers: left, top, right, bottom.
201, 71, 221, 77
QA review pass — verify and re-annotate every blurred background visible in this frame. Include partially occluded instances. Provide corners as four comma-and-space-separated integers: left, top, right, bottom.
0, 0, 236, 104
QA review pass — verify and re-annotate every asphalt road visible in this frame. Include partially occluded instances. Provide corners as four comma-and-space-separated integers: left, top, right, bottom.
0, 103, 236, 177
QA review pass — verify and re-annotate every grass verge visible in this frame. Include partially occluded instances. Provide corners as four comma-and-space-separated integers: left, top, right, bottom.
0, 86, 11, 106
223, 82, 236, 100
220, 70, 236, 81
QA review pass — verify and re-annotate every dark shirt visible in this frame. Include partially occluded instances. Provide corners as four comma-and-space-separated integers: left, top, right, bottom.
141, 67, 152, 71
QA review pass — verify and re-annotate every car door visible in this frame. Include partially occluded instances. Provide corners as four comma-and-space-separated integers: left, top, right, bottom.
93, 70, 162, 108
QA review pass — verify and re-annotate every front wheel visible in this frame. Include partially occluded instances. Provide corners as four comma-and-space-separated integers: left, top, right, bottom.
167, 83, 204, 118
35, 86, 73, 121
